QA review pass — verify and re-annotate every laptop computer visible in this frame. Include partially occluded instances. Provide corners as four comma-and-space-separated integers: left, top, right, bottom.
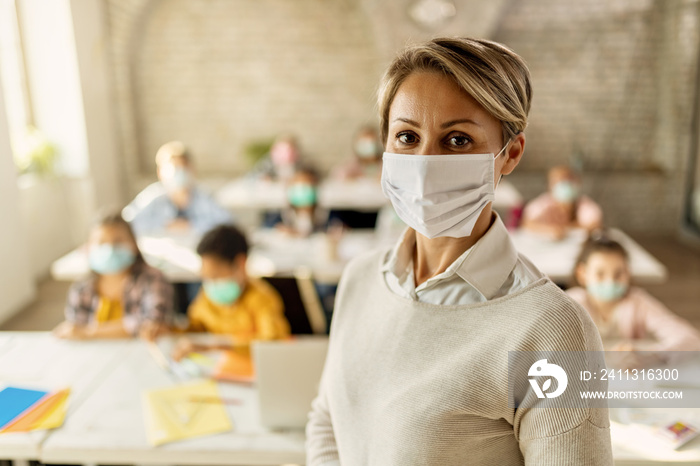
252, 336, 329, 429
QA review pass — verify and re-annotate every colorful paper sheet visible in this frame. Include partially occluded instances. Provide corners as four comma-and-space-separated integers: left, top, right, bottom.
0, 386, 69, 433
0, 387, 48, 430
212, 350, 255, 383
0, 388, 70, 433
143, 380, 232, 446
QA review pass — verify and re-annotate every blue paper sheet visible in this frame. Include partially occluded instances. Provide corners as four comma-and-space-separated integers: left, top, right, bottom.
0, 387, 48, 430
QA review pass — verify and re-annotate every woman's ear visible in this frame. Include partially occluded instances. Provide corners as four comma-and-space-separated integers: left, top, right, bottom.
500, 132, 525, 177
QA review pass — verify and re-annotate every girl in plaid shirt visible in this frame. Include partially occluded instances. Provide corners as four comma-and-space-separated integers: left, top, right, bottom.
53, 212, 174, 340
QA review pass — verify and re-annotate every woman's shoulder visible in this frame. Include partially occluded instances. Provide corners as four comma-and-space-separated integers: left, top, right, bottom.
342, 247, 390, 278
514, 280, 604, 351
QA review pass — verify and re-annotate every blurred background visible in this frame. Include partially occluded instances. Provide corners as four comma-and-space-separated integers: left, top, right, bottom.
0, 0, 699, 330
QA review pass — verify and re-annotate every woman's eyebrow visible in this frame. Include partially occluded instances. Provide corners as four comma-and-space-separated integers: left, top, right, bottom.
441, 118, 482, 129
392, 117, 420, 127
391, 117, 482, 129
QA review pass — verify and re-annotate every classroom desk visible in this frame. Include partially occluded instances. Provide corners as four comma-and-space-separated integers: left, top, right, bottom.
215, 177, 524, 212
0, 333, 135, 460
510, 227, 668, 284
50, 229, 393, 285
50, 226, 667, 287
39, 337, 306, 466
611, 408, 700, 465
246, 229, 395, 282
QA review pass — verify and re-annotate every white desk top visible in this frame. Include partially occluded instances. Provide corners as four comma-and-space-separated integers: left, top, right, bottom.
50, 226, 667, 287
40, 338, 305, 466
215, 177, 523, 212
0, 333, 135, 459
0, 332, 698, 464
50, 230, 392, 285
510, 227, 668, 284
246, 229, 394, 282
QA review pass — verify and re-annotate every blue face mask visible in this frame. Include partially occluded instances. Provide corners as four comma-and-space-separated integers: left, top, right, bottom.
586, 281, 628, 302
287, 184, 317, 208
89, 244, 136, 275
203, 279, 242, 306
552, 181, 579, 203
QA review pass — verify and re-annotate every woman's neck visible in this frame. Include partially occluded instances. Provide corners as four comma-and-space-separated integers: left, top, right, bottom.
413, 207, 495, 287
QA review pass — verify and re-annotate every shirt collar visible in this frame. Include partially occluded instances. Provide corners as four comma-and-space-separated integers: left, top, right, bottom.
381, 213, 519, 300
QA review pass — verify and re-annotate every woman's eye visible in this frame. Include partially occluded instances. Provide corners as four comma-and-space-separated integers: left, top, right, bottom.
397, 132, 418, 145
447, 135, 470, 147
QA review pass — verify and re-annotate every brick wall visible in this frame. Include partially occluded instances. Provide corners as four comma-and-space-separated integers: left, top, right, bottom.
104, 0, 700, 234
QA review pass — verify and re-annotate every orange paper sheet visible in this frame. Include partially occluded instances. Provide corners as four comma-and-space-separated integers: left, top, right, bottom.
213, 350, 255, 383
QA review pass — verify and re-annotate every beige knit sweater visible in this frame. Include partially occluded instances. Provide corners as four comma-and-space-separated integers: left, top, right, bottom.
306, 249, 613, 466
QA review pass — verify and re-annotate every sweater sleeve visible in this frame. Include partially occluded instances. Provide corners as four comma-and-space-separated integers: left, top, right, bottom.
519, 417, 613, 465
305, 366, 340, 466
516, 288, 614, 465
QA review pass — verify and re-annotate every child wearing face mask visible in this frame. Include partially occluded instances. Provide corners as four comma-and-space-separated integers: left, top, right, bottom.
331, 126, 383, 181
565, 232, 700, 352
276, 166, 330, 237
172, 224, 290, 360
53, 212, 174, 340
122, 141, 233, 236
522, 165, 603, 239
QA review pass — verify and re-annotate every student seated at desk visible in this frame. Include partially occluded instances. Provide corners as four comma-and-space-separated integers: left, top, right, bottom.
122, 140, 233, 236
173, 225, 290, 359
275, 166, 330, 237
250, 134, 302, 182
566, 232, 700, 352
53, 212, 174, 340
331, 125, 383, 181
521, 165, 603, 239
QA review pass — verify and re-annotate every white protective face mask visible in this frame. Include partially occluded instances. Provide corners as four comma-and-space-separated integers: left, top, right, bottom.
380, 143, 508, 239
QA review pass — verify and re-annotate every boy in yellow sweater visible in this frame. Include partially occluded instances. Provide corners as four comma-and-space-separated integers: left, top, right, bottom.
173, 224, 290, 361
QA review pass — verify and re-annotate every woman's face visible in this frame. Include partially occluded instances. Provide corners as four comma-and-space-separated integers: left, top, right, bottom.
386, 71, 524, 180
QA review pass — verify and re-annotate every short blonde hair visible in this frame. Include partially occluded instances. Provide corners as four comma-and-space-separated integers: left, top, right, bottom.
155, 140, 189, 166
377, 37, 532, 146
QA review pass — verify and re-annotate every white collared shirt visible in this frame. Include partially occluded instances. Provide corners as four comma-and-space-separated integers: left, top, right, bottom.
381, 214, 544, 305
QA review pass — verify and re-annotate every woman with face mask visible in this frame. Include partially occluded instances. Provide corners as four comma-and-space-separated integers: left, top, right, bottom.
566, 232, 700, 354
53, 212, 174, 340
306, 38, 613, 466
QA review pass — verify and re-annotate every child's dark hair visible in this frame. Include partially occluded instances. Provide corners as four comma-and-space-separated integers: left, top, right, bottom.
294, 164, 320, 183
91, 210, 145, 267
572, 230, 629, 286
196, 224, 249, 262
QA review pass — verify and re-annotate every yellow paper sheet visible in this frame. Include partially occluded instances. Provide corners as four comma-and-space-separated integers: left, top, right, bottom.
143, 380, 232, 446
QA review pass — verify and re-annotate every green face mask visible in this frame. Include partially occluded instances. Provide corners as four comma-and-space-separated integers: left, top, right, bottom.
203, 279, 241, 305
586, 281, 628, 302
287, 183, 317, 208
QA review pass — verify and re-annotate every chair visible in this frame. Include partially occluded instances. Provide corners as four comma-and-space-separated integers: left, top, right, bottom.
263, 271, 327, 335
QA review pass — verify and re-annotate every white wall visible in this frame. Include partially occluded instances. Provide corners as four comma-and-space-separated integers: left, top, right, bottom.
0, 74, 35, 322
6, 0, 127, 284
